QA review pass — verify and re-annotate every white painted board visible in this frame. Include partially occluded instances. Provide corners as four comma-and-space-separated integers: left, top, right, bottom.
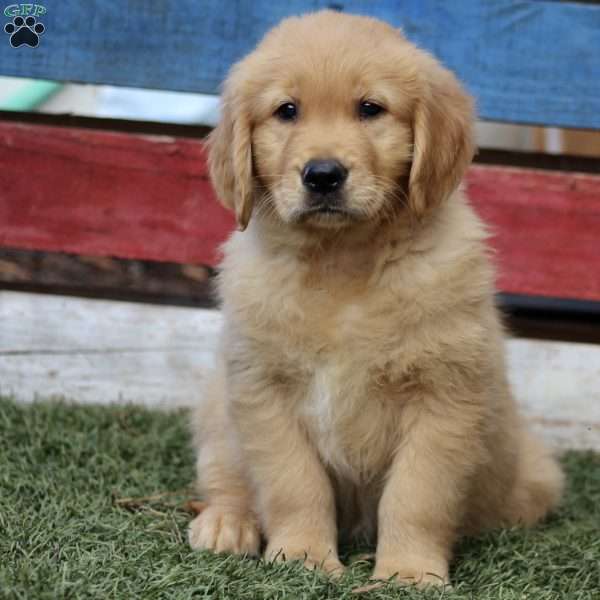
1, 291, 598, 449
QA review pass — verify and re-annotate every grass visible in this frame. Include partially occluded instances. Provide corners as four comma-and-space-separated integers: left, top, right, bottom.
0, 398, 599, 600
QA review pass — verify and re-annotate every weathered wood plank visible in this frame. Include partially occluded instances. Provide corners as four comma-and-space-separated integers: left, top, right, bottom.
0, 1, 599, 128
2, 291, 598, 449
466, 165, 600, 302
0, 122, 234, 266
2, 121, 600, 301
0, 248, 216, 307
506, 337, 600, 451
0, 291, 222, 407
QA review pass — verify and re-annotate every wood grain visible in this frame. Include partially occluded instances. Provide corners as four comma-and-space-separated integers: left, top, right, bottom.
0, 248, 216, 307
466, 165, 600, 302
1, 121, 600, 301
0, 290, 222, 408
0, 1, 599, 128
0, 121, 235, 266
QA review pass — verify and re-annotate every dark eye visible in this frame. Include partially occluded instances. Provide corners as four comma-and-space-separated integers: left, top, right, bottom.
274, 102, 298, 121
359, 101, 384, 119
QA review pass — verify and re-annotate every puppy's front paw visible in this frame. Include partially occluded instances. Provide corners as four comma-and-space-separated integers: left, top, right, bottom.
188, 505, 260, 556
372, 558, 449, 588
266, 538, 345, 577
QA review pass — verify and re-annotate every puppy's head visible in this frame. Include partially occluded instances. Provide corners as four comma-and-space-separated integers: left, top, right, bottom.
208, 11, 474, 231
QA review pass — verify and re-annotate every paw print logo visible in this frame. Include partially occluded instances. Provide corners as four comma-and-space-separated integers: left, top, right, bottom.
4, 15, 45, 48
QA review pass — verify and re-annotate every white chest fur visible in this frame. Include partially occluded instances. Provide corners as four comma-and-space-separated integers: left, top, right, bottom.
300, 362, 363, 479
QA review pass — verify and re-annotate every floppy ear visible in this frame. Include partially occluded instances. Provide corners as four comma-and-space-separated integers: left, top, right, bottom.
207, 75, 254, 231
408, 58, 475, 217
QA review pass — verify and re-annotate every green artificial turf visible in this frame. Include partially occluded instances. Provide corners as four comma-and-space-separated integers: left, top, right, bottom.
0, 398, 599, 600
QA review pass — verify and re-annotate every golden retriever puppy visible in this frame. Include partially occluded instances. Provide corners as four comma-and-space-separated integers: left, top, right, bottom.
188, 10, 564, 587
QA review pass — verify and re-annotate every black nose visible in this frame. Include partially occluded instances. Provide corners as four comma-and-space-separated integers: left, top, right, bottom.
301, 159, 348, 194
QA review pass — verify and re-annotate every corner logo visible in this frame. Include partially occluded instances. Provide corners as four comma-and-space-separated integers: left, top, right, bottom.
4, 4, 46, 47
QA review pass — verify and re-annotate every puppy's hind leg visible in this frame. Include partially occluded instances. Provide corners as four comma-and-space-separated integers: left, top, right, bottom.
188, 368, 260, 556
504, 430, 564, 527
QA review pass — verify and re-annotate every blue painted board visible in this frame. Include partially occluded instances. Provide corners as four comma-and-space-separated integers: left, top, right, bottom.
0, 1, 599, 129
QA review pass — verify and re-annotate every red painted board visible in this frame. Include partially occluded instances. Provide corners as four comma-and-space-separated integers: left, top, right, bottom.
466, 165, 600, 302
0, 121, 235, 267
0, 121, 599, 301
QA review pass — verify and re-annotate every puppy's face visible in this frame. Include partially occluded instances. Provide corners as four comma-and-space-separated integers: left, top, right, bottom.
250, 31, 414, 230
208, 12, 474, 231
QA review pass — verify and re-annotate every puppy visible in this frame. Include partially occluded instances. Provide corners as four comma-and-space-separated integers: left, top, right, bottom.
188, 11, 564, 587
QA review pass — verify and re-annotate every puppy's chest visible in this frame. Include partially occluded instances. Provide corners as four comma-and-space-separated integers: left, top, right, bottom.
264, 277, 386, 353
298, 362, 399, 481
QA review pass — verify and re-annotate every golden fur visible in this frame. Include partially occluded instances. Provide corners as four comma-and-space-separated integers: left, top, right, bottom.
188, 11, 564, 587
